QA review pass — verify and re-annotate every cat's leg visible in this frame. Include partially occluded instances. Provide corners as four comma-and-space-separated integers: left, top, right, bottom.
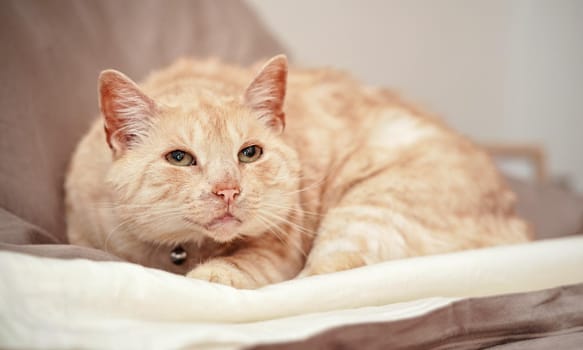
298, 147, 429, 277
298, 203, 415, 277
301, 201, 529, 277
187, 228, 306, 289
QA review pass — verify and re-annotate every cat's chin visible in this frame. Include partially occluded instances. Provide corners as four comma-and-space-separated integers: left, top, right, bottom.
207, 231, 240, 243
205, 226, 244, 243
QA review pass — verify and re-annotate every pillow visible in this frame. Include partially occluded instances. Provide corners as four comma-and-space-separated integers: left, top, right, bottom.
507, 177, 583, 239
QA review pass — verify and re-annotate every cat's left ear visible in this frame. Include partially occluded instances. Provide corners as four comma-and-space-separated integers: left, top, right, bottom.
99, 70, 157, 155
244, 55, 287, 134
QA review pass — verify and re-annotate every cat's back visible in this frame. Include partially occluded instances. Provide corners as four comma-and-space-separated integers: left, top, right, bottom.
280, 65, 454, 153
280, 64, 522, 233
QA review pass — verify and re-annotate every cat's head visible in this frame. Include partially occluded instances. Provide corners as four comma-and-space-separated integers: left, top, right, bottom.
100, 55, 301, 245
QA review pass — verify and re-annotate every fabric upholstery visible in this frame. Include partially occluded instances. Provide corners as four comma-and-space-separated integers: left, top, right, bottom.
508, 177, 583, 239
1, 239, 582, 348
251, 283, 583, 350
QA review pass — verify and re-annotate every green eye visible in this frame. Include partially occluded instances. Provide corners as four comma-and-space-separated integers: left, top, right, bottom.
165, 150, 196, 166
238, 145, 263, 163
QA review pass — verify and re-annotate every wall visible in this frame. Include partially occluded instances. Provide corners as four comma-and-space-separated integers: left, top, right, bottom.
248, 0, 583, 191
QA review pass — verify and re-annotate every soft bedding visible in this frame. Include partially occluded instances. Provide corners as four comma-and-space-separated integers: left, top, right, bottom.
253, 283, 583, 350
1, 237, 582, 349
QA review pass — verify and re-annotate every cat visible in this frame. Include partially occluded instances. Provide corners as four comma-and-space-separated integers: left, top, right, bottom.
65, 55, 532, 289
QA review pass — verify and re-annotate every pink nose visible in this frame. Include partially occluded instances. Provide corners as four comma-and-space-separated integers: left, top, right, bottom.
213, 187, 240, 204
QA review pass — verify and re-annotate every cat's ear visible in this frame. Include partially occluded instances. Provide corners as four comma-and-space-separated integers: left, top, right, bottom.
99, 70, 157, 155
244, 55, 288, 134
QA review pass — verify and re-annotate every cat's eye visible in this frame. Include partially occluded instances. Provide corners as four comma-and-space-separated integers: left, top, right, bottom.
238, 145, 263, 163
165, 150, 196, 166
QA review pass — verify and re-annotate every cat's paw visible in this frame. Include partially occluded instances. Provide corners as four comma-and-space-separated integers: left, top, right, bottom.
298, 251, 366, 278
186, 260, 258, 289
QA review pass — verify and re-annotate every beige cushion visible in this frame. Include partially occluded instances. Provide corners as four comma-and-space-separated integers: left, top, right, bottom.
508, 178, 583, 239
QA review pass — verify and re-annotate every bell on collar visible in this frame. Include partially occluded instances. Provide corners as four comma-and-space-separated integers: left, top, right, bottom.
170, 245, 187, 265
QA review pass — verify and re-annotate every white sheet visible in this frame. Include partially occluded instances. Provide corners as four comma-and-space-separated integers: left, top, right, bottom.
1, 237, 582, 350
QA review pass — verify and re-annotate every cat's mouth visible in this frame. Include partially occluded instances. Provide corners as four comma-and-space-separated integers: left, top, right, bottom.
205, 213, 242, 230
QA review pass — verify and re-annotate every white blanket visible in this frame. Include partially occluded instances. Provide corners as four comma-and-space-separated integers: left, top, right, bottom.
1, 237, 583, 350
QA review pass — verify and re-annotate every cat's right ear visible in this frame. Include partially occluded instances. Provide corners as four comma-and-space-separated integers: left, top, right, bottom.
244, 55, 288, 134
99, 70, 157, 155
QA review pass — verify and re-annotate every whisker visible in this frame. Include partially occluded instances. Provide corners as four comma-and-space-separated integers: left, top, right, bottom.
278, 178, 327, 196
103, 210, 191, 252
255, 215, 286, 245
258, 210, 316, 238
267, 170, 332, 196
93, 203, 193, 211
255, 213, 308, 258
268, 172, 316, 182
104, 217, 133, 253
260, 203, 325, 217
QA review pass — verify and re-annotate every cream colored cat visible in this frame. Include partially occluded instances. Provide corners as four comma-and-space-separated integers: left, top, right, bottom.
65, 55, 531, 289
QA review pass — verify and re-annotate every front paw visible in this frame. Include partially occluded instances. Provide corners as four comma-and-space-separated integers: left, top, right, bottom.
186, 260, 258, 289
298, 251, 366, 278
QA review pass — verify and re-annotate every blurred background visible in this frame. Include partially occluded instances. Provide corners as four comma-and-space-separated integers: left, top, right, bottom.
248, 0, 583, 192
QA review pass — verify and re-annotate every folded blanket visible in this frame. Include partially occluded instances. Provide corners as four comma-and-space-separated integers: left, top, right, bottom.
1, 237, 582, 349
